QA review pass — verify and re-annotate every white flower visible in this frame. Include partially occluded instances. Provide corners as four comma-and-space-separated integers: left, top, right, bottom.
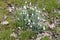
30, 25, 32, 27
28, 19, 31, 22
27, 14, 29, 16
37, 17, 40, 19
12, 6, 14, 9
18, 27, 21, 29
1, 21, 9, 25
30, 7, 34, 10
23, 6, 26, 9
24, 19, 26, 21
28, 23, 30, 25
43, 26, 45, 30
43, 8, 45, 10
32, 22, 35, 24
32, 13, 34, 16
25, 1, 27, 3
30, 2, 31, 5
35, 6, 37, 9
17, 18, 20, 20
38, 11, 41, 13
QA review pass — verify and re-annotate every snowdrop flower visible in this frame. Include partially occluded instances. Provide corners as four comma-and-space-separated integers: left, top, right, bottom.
37, 16, 40, 19
54, 9, 57, 12
32, 22, 35, 24
12, 6, 14, 9
38, 11, 41, 13
28, 19, 31, 22
25, 1, 27, 3
43, 8, 45, 10
30, 25, 32, 28
30, 7, 34, 10
24, 19, 26, 21
24, 12, 27, 14
23, 6, 26, 9
18, 27, 21, 29
34, 6, 37, 9
27, 14, 29, 16
28, 23, 30, 25
36, 10, 38, 12
29, 2, 31, 5
43, 26, 45, 30
58, 11, 60, 14
32, 13, 34, 16
17, 18, 20, 20
23, 12, 25, 14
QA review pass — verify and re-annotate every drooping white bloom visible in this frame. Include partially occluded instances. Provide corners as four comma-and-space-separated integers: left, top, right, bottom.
28, 19, 31, 22
43, 8, 45, 10
38, 11, 41, 13
27, 14, 29, 17
30, 25, 32, 27
30, 7, 34, 10
32, 22, 35, 24
43, 26, 45, 30
28, 23, 30, 25
17, 18, 20, 20
32, 13, 34, 16
23, 6, 26, 9
34, 6, 37, 9
30, 2, 31, 5
18, 27, 21, 29
25, 1, 27, 3
12, 6, 14, 9
24, 19, 26, 21
37, 16, 40, 19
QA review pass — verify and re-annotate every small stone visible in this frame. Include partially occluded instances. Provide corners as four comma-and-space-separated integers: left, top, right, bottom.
8, 7, 12, 12
1, 21, 9, 25
10, 32, 17, 38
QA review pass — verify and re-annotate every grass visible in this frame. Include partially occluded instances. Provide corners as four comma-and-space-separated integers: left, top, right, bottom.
0, 0, 60, 40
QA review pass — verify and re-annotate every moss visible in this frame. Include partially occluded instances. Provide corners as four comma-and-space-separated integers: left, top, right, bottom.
41, 36, 50, 40
20, 30, 36, 40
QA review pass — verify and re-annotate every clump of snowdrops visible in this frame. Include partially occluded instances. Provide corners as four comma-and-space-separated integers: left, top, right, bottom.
16, 2, 46, 33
